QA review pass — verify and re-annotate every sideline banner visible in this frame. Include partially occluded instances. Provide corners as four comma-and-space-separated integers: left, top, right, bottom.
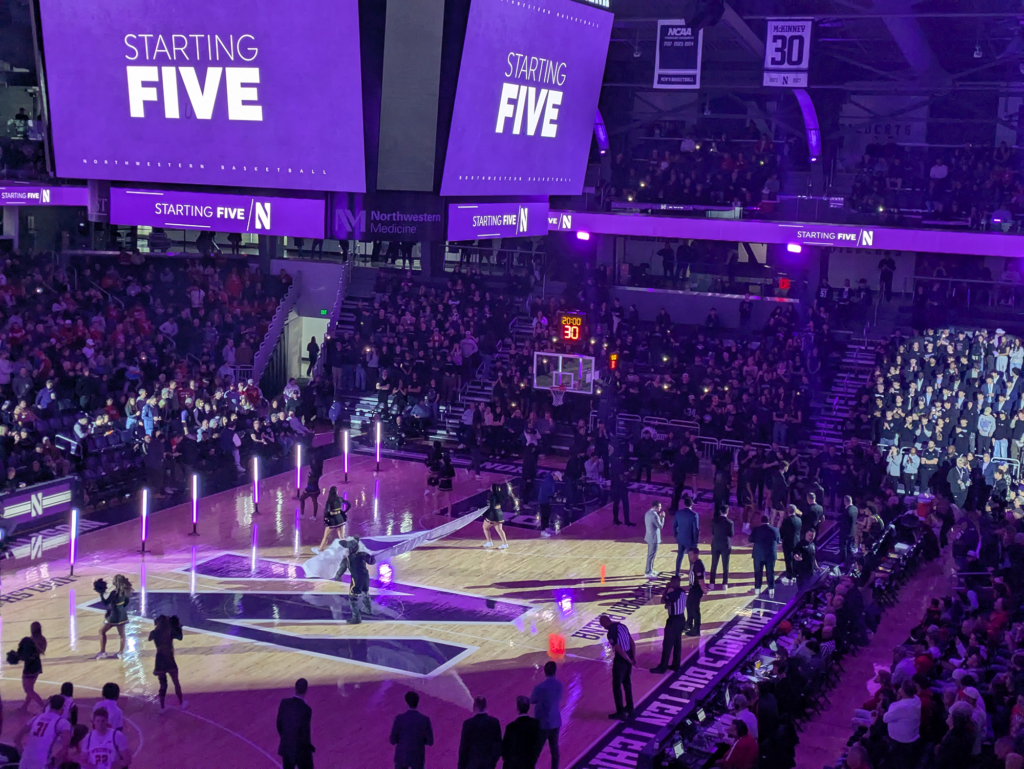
303, 507, 487, 578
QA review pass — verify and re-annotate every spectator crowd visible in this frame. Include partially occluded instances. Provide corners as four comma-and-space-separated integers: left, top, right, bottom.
0, 249, 306, 504
607, 121, 785, 210
849, 139, 1024, 231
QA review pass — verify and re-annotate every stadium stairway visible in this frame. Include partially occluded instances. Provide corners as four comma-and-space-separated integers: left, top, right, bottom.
807, 335, 876, 448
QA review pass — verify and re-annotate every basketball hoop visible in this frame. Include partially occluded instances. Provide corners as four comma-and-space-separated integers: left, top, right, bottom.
551, 386, 566, 406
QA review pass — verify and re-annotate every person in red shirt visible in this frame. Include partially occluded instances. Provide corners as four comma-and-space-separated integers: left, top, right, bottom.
718, 720, 758, 769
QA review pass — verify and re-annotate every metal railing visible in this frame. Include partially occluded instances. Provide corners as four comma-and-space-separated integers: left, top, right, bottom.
311, 262, 351, 380
253, 271, 302, 383
899, 274, 1024, 312
886, 444, 1020, 482
89, 278, 124, 309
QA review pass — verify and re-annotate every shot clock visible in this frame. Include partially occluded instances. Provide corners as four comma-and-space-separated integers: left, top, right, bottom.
557, 311, 586, 344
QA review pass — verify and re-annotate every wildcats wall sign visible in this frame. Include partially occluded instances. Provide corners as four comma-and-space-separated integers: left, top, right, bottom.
763, 18, 812, 88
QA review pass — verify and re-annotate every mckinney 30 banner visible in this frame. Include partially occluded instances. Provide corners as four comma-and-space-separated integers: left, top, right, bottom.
654, 19, 703, 89
763, 18, 813, 88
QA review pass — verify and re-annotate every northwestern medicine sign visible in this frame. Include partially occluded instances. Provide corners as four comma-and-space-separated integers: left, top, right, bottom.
0, 185, 88, 207
440, 0, 612, 197
111, 188, 325, 239
447, 202, 549, 241
331, 193, 444, 242
37, 0, 366, 192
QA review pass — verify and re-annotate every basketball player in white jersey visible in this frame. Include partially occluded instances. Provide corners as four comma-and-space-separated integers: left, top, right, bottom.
82, 708, 131, 769
16, 694, 71, 769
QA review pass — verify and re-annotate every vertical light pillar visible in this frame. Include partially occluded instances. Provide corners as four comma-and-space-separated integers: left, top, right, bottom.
69, 507, 78, 575
375, 420, 382, 472
252, 456, 261, 515
343, 429, 349, 483
295, 444, 302, 499
139, 489, 149, 554
188, 474, 200, 536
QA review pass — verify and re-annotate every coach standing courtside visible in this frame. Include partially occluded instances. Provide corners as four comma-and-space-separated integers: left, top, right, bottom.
644, 501, 665, 578
839, 495, 858, 566
277, 678, 314, 769
390, 691, 433, 769
672, 495, 699, 577
529, 661, 563, 769
749, 515, 780, 599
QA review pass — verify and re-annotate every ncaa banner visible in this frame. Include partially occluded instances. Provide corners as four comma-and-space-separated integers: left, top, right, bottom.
654, 20, 703, 89
763, 18, 812, 88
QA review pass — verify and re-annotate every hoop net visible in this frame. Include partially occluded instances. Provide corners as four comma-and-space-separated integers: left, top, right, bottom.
551, 386, 566, 406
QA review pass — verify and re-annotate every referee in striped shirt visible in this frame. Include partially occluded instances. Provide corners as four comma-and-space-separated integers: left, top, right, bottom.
599, 614, 636, 720
650, 576, 687, 674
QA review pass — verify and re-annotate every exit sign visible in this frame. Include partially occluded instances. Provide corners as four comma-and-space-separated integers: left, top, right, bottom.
320, 309, 328, 316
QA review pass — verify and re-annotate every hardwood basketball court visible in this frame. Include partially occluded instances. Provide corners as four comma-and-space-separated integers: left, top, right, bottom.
0, 453, 765, 768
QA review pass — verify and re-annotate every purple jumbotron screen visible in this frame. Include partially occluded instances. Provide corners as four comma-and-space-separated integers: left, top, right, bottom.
37, 0, 366, 192
440, 0, 612, 197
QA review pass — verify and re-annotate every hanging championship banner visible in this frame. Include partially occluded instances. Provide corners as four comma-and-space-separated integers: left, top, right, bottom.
763, 18, 812, 87
654, 19, 703, 89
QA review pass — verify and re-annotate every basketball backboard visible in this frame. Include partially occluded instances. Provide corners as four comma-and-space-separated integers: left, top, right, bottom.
533, 352, 596, 395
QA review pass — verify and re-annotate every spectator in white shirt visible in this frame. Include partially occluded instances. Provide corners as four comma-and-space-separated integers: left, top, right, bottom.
891, 647, 917, 686
731, 694, 759, 740
930, 159, 948, 180
159, 318, 178, 338
882, 681, 921, 747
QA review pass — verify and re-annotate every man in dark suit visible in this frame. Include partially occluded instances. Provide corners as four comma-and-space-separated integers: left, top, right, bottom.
458, 696, 502, 769
276, 678, 314, 769
838, 495, 858, 565
390, 691, 434, 769
803, 492, 824, 536
502, 695, 541, 769
779, 505, 802, 583
749, 515, 780, 598
672, 495, 699, 577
